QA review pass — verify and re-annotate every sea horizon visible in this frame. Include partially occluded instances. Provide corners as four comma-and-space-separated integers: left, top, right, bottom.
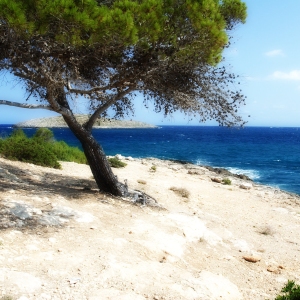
3, 122, 300, 128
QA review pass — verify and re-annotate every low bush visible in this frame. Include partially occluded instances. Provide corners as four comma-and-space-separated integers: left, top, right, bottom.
108, 157, 127, 168
222, 178, 232, 185
10, 128, 27, 139
1, 137, 61, 169
150, 165, 157, 172
275, 280, 300, 300
0, 128, 87, 168
0, 138, 4, 152
33, 128, 55, 142
50, 141, 87, 164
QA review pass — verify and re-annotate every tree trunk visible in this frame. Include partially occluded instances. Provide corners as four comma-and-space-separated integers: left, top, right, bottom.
62, 116, 127, 196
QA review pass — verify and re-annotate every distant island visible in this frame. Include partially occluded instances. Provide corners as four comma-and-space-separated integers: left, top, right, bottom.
15, 115, 157, 129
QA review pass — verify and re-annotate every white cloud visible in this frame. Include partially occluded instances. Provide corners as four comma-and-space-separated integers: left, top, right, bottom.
265, 49, 284, 57
271, 70, 300, 80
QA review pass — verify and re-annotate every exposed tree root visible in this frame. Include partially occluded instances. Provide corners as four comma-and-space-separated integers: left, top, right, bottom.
111, 179, 165, 209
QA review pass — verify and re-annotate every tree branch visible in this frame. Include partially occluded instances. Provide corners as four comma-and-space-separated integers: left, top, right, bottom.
0, 99, 53, 111
84, 87, 134, 132
67, 81, 106, 95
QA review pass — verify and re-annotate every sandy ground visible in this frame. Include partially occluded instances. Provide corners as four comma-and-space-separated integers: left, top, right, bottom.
0, 156, 300, 300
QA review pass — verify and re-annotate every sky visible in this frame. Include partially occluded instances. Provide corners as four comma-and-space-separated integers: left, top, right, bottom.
0, 0, 300, 127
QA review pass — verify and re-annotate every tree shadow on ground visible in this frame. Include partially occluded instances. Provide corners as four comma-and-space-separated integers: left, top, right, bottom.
0, 159, 100, 196
0, 159, 108, 233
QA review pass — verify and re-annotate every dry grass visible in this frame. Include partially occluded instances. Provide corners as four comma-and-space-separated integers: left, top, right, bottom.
169, 186, 190, 198
137, 179, 147, 185
187, 170, 201, 175
1, 296, 14, 300
258, 225, 275, 236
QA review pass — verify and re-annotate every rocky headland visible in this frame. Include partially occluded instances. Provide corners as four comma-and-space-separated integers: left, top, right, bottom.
15, 115, 157, 129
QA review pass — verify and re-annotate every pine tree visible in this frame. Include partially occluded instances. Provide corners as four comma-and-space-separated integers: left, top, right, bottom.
0, 0, 247, 196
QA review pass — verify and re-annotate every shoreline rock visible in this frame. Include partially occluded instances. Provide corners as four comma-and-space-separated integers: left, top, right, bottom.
204, 165, 253, 181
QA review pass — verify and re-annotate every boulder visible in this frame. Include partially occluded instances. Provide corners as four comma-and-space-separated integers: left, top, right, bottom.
211, 177, 222, 183
239, 183, 252, 190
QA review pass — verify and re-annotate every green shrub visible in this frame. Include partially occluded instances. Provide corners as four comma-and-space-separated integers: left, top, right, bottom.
10, 128, 27, 139
0, 128, 87, 168
1, 137, 61, 169
222, 178, 231, 185
50, 141, 87, 164
0, 138, 4, 152
150, 165, 157, 172
275, 280, 300, 300
109, 157, 127, 168
33, 128, 55, 143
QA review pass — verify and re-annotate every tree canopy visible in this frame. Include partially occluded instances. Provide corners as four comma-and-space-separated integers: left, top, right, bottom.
0, 0, 247, 196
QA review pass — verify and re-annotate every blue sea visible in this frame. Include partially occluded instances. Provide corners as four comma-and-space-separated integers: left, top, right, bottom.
0, 125, 299, 196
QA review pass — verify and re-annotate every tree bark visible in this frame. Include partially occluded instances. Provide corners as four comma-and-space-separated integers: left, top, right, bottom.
62, 115, 127, 196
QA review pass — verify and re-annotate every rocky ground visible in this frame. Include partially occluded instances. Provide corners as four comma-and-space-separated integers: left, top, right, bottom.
0, 156, 300, 300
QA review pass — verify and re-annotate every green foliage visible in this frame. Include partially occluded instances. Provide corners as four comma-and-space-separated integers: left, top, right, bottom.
0, 0, 247, 65
0, 0, 248, 128
0, 138, 4, 152
33, 128, 54, 143
220, 0, 247, 27
275, 280, 300, 300
50, 141, 87, 164
150, 165, 157, 172
10, 128, 27, 139
222, 178, 232, 185
1, 136, 61, 169
108, 157, 127, 168
0, 128, 87, 168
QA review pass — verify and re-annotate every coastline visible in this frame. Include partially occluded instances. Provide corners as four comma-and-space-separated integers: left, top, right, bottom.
0, 155, 299, 299
4, 124, 299, 196
114, 155, 300, 198
130, 156, 300, 198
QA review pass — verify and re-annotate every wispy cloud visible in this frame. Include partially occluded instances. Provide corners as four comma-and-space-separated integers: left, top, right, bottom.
265, 49, 285, 57
270, 70, 300, 80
